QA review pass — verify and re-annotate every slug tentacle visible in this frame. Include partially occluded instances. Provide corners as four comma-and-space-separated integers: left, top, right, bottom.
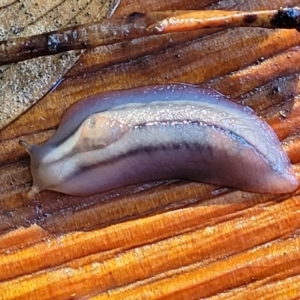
19, 140, 34, 153
21, 83, 298, 197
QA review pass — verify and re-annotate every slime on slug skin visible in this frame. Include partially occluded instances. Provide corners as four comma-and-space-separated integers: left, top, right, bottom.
20, 83, 298, 198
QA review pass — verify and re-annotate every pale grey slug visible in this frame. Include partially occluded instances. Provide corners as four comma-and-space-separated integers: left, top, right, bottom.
20, 84, 298, 198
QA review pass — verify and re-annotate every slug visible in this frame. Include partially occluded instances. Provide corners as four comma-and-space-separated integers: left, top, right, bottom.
20, 83, 298, 198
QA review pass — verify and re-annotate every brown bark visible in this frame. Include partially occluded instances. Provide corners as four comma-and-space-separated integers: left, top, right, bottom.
1, 0, 300, 299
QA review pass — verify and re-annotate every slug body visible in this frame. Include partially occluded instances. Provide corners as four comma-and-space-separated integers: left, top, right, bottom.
21, 84, 298, 197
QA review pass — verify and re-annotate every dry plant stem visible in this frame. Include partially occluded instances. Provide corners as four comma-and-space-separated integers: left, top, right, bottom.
1, 7, 300, 65
153, 7, 300, 33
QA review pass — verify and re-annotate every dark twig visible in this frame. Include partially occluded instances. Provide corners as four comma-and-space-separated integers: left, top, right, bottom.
1, 7, 300, 65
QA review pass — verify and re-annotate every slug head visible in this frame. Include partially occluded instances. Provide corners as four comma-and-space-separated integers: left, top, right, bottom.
20, 139, 57, 199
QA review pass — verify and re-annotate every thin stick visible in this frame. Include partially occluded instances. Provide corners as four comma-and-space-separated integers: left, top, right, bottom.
152, 7, 300, 33
1, 7, 300, 65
